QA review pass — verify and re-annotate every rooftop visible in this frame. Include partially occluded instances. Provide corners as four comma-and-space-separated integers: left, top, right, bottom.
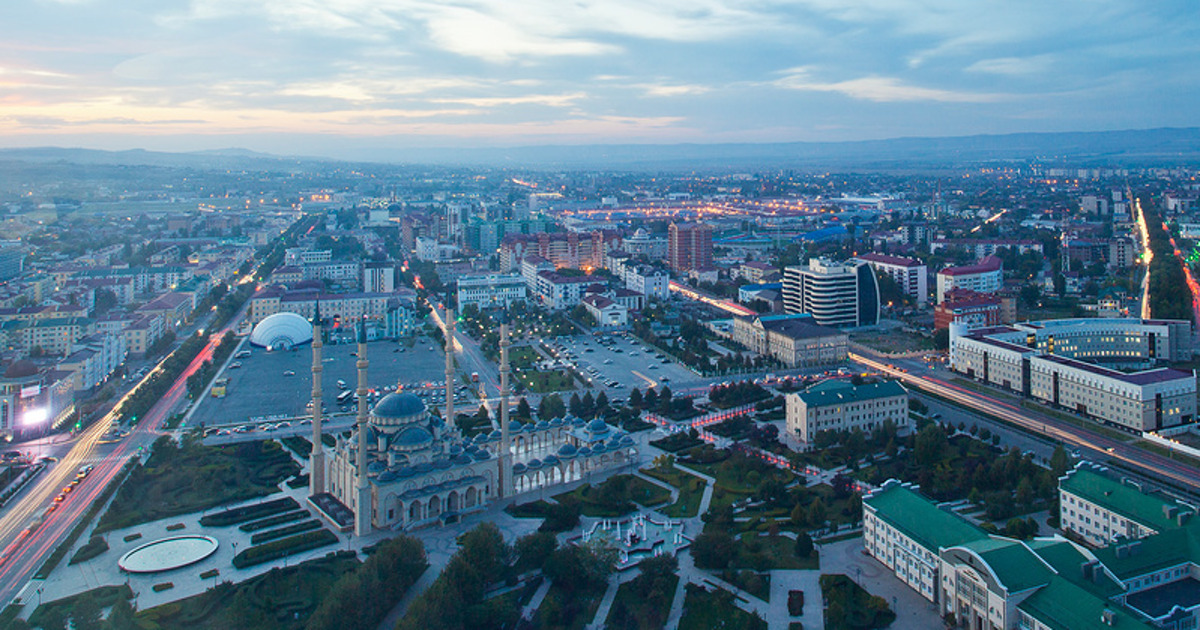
856, 252, 922, 268
1061, 465, 1193, 533
864, 481, 986, 553
795, 380, 907, 408
1018, 577, 1154, 630
939, 255, 1003, 276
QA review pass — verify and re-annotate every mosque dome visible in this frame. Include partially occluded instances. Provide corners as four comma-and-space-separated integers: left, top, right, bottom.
371, 393, 426, 430
586, 418, 610, 434
249, 312, 313, 350
393, 425, 433, 451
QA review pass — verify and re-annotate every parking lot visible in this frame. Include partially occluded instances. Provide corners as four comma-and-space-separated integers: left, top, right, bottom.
544, 332, 697, 398
189, 338, 456, 429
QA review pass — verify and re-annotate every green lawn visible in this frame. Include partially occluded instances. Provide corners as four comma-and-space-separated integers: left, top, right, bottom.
96, 438, 300, 534
137, 551, 360, 630
678, 583, 766, 630
641, 467, 707, 518
517, 369, 576, 393
848, 330, 935, 354
720, 570, 770, 603
551, 474, 672, 517
509, 345, 542, 370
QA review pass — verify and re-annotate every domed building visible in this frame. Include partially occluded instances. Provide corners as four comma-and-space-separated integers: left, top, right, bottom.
249, 312, 313, 350
321, 328, 638, 532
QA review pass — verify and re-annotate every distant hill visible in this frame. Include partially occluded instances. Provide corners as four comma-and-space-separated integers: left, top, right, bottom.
2, 127, 1198, 171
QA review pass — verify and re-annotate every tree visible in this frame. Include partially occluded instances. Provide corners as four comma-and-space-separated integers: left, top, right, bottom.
933, 327, 950, 350
595, 390, 609, 412
538, 393, 565, 420
807, 498, 828, 528
794, 531, 814, 557
569, 393, 584, 417
581, 391, 595, 418
1019, 283, 1042, 307
1049, 445, 1070, 478
914, 423, 948, 468
643, 388, 658, 409
516, 397, 532, 419
628, 388, 643, 409
515, 531, 557, 571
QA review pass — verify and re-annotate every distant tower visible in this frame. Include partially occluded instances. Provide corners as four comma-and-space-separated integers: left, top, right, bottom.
353, 318, 371, 536
444, 307, 456, 429
309, 301, 325, 496
498, 322, 513, 497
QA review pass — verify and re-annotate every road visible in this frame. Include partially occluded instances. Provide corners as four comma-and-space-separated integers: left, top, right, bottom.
0, 300, 251, 608
848, 352, 1200, 493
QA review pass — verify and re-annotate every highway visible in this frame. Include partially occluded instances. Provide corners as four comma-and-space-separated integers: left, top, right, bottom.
0, 301, 250, 608
848, 352, 1200, 492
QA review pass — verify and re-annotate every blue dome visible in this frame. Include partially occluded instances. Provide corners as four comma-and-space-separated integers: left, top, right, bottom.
377, 471, 397, 482
373, 393, 426, 419
558, 443, 578, 457
587, 418, 609, 433
535, 421, 550, 431
549, 418, 564, 427
527, 458, 543, 469
543, 454, 560, 466
453, 454, 472, 465
577, 446, 593, 457
513, 462, 527, 474
509, 421, 524, 433
396, 425, 433, 447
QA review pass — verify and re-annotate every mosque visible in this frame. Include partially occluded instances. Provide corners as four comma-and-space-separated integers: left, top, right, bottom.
305, 305, 637, 534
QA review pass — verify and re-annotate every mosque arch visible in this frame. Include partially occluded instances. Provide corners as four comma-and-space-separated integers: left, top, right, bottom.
465, 486, 478, 508
428, 495, 442, 518
409, 499, 423, 522
447, 491, 460, 512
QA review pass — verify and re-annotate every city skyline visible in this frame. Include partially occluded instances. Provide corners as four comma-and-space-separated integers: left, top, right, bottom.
3, 0, 1199, 158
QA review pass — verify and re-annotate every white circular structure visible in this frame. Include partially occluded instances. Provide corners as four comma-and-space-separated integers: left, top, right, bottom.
249, 312, 313, 350
118, 535, 219, 574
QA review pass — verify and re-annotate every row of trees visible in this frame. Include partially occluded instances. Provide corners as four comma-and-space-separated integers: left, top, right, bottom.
305, 536, 427, 630
186, 332, 239, 400
1144, 201, 1194, 321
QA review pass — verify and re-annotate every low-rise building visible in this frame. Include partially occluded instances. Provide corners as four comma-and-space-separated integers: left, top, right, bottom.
786, 380, 909, 447
582, 295, 628, 327
124, 315, 164, 355
456, 274, 527, 310
934, 289, 1002, 330
533, 271, 593, 309
732, 313, 847, 367
1059, 464, 1195, 548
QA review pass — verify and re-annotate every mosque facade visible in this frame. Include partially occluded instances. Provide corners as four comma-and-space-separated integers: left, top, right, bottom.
316, 310, 636, 533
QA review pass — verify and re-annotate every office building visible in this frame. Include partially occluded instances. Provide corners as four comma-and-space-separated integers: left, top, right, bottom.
786, 380, 909, 447
732, 313, 848, 367
456, 274, 527, 310
782, 258, 879, 328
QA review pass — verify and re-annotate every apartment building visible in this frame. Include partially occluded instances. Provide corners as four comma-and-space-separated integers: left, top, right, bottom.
456, 274, 527, 310
855, 253, 928, 306
936, 256, 1003, 304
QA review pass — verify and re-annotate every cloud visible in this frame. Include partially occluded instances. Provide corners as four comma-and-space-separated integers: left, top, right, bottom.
774, 68, 1006, 103
637, 84, 711, 97
965, 56, 1054, 76
431, 93, 586, 108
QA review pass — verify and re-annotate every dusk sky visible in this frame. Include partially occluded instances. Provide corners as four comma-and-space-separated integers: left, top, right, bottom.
3, 0, 1198, 158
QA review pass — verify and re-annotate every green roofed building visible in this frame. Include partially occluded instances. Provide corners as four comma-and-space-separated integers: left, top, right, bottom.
864, 480, 1160, 630
1059, 463, 1195, 547
785, 379, 909, 447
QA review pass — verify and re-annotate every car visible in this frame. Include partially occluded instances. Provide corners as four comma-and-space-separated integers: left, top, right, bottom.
228, 362, 241, 369
276, 421, 291, 429
283, 370, 296, 376
648, 364, 658, 370
53, 494, 66, 503
603, 359, 613, 364
659, 376, 670, 382
77, 465, 93, 477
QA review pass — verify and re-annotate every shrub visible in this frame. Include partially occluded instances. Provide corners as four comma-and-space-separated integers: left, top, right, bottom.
238, 510, 309, 532
232, 529, 337, 569
249, 519, 322, 545
69, 536, 109, 565
166, 523, 185, 531
200, 496, 299, 527
123, 533, 142, 543
152, 583, 174, 592
788, 590, 805, 616
199, 569, 220, 579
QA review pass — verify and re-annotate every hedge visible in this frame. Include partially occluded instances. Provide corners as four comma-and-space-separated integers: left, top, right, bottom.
232, 529, 338, 569
69, 535, 109, 565
238, 510, 309, 533
250, 519, 322, 545
153, 583, 175, 593
200, 497, 299, 527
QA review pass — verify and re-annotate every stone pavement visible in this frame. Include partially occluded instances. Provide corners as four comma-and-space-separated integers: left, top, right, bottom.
818, 537, 943, 629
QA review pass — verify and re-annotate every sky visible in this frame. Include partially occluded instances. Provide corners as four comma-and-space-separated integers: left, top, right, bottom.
1, 0, 1198, 158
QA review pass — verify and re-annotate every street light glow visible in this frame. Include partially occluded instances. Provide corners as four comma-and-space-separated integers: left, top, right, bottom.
20, 408, 48, 427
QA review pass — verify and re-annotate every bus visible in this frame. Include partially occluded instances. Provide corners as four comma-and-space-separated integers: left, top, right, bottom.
211, 378, 229, 398
336, 390, 354, 405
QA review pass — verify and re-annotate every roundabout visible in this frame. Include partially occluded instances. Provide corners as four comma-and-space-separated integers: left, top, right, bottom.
118, 535, 219, 574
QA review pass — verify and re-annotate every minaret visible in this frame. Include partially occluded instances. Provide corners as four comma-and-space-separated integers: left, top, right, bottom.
444, 306, 456, 429
498, 322, 513, 498
353, 317, 371, 536
309, 301, 325, 496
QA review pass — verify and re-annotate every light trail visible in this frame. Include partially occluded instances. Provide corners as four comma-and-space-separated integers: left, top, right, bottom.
668, 281, 755, 316
848, 353, 1200, 491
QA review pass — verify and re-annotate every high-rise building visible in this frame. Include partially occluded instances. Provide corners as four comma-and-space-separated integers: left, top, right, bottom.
667, 222, 713, 273
782, 258, 879, 328
854, 253, 928, 307
362, 261, 396, 293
